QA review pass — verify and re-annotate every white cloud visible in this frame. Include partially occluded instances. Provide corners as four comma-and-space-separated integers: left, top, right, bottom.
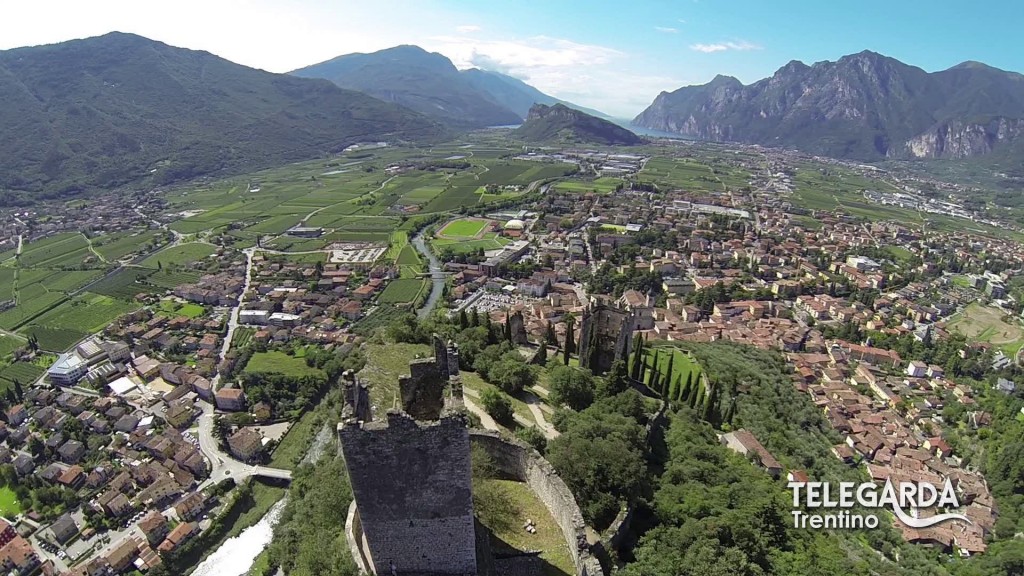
655, 26, 678, 34
690, 40, 762, 53
423, 34, 678, 117
678, 18, 687, 24
456, 25, 481, 33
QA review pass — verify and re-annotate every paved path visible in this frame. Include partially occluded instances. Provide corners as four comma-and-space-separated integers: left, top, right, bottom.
522, 390, 559, 439
463, 396, 499, 432
212, 247, 255, 391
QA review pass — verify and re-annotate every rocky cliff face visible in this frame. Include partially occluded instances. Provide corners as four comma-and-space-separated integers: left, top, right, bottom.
633, 51, 1024, 160
515, 103, 642, 145
898, 117, 1024, 159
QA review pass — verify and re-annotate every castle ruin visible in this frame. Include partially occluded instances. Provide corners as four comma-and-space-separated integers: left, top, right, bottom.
339, 335, 477, 575
577, 303, 638, 375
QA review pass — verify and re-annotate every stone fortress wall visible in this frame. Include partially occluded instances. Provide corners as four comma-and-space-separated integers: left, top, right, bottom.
469, 430, 603, 576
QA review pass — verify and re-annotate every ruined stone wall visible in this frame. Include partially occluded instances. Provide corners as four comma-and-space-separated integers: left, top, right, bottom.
341, 413, 477, 575
469, 431, 604, 576
578, 305, 637, 375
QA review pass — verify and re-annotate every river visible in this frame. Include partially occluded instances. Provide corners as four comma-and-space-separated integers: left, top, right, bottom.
193, 425, 334, 575
191, 498, 287, 576
412, 230, 445, 318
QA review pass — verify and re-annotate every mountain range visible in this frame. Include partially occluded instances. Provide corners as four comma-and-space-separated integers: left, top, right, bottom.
0, 32, 445, 201
633, 51, 1024, 161
291, 45, 612, 127
3, 32, 1024, 201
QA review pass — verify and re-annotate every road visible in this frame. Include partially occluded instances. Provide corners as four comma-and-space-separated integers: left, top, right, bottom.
212, 247, 256, 391
521, 390, 559, 439
195, 403, 293, 487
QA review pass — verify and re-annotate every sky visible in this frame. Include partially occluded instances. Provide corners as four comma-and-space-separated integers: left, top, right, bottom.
2, 0, 1022, 118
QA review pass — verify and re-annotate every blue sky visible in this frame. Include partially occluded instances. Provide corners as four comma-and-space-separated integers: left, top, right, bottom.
2, 0, 1021, 117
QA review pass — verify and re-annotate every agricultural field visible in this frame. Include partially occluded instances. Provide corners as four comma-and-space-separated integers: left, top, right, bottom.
243, 351, 326, 379
92, 229, 164, 261
0, 336, 24, 359
351, 304, 408, 336
945, 303, 1024, 357
232, 326, 256, 348
16, 233, 92, 268
90, 268, 200, 300
30, 293, 139, 334
789, 164, 922, 223
22, 326, 86, 352
0, 269, 15, 301
378, 278, 427, 304
36, 270, 105, 293
0, 361, 44, 387
141, 243, 217, 268
0, 292, 67, 331
554, 177, 621, 194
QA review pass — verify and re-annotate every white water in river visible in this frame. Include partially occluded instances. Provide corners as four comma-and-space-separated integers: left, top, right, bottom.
191, 498, 288, 576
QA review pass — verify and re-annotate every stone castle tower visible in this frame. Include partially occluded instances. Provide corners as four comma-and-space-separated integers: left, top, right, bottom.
577, 303, 638, 375
338, 335, 476, 575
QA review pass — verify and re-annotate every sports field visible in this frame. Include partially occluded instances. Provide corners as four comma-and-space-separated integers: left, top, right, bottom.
437, 218, 491, 239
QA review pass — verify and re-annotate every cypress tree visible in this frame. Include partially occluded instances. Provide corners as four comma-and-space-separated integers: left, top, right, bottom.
563, 316, 575, 366
470, 308, 479, 327
667, 373, 681, 403
503, 311, 513, 342
458, 309, 469, 329
664, 352, 675, 394
648, 350, 660, 388
546, 322, 558, 346
630, 335, 644, 380
678, 372, 691, 404
12, 378, 22, 401
536, 344, 548, 365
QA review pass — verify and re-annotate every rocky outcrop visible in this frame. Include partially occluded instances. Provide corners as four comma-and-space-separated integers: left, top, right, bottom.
897, 117, 1024, 159
633, 51, 1024, 160
514, 103, 642, 145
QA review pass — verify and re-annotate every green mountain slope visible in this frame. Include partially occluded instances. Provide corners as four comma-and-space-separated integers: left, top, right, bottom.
514, 104, 642, 145
291, 45, 522, 128
633, 51, 1024, 160
0, 32, 445, 201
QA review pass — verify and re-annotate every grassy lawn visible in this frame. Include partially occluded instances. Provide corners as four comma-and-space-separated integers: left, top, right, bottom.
140, 243, 217, 268
0, 485, 21, 517
243, 351, 325, 378
0, 336, 25, 359
635, 344, 702, 396
946, 303, 1024, 355
438, 217, 490, 238
474, 479, 574, 576
266, 409, 320, 470
461, 371, 537, 428
359, 342, 431, 410
951, 275, 971, 288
